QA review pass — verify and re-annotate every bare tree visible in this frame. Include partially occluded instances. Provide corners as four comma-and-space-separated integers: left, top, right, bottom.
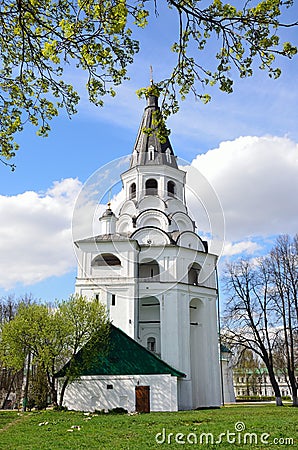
223, 234, 298, 407
223, 259, 283, 406
265, 234, 298, 406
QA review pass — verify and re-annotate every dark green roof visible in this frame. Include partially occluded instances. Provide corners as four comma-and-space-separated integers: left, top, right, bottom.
220, 344, 232, 354
56, 324, 185, 378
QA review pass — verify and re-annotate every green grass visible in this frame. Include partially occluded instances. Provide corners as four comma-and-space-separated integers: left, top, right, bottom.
0, 405, 297, 449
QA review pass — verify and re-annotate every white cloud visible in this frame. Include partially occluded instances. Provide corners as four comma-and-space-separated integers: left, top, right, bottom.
0, 178, 82, 289
2, 135, 297, 288
223, 241, 262, 257
72, 156, 130, 242
192, 135, 298, 251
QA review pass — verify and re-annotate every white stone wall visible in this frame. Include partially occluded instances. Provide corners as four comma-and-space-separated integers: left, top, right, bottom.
60, 374, 178, 412
74, 141, 222, 411
221, 357, 236, 404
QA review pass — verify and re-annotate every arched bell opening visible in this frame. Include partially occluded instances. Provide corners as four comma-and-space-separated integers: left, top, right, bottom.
188, 262, 202, 286
189, 298, 205, 408
129, 182, 136, 199
145, 178, 158, 196
167, 180, 176, 197
139, 259, 160, 281
139, 296, 161, 356
91, 253, 121, 267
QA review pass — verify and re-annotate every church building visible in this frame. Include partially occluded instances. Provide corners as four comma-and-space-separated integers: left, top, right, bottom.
62, 87, 222, 411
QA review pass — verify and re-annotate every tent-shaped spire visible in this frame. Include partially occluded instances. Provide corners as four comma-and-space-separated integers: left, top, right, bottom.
130, 88, 178, 168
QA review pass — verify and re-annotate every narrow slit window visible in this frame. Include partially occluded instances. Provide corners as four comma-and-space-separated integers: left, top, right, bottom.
149, 145, 155, 160
167, 180, 176, 197
147, 337, 156, 352
129, 183, 136, 199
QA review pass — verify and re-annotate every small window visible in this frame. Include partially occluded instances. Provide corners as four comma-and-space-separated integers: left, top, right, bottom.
145, 179, 158, 196
111, 294, 116, 306
149, 145, 155, 160
167, 180, 175, 197
129, 183, 136, 199
107, 384, 113, 390
165, 148, 171, 163
95, 294, 99, 301
147, 337, 156, 352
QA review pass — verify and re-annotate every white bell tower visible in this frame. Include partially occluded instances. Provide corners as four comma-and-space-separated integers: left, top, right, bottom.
75, 87, 221, 409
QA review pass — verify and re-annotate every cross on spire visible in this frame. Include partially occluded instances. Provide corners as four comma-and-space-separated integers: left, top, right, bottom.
150, 65, 154, 85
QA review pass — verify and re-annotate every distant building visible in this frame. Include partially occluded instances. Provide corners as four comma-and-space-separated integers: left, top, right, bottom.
233, 368, 292, 398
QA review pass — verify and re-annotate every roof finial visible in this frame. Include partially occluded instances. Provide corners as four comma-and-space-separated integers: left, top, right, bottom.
107, 188, 112, 209
150, 65, 154, 85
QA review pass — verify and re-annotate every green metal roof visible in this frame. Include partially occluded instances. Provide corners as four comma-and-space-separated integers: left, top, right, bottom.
56, 324, 185, 378
220, 344, 232, 354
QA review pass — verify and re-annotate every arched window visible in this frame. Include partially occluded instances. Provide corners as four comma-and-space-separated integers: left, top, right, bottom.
188, 263, 201, 285
167, 180, 176, 197
145, 178, 158, 196
129, 182, 136, 199
139, 260, 160, 280
91, 253, 121, 267
148, 145, 155, 161
147, 337, 156, 352
165, 148, 171, 163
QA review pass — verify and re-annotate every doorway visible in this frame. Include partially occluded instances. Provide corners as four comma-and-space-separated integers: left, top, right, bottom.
135, 385, 150, 413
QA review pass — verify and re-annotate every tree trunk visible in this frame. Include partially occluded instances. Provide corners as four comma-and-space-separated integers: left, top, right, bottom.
46, 371, 58, 407
1, 372, 16, 409
267, 367, 283, 407
49, 378, 58, 407
22, 353, 31, 412
59, 377, 69, 407
287, 369, 298, 407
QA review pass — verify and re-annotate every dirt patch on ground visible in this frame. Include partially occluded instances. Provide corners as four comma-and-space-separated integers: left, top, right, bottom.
0, 413, 29, 433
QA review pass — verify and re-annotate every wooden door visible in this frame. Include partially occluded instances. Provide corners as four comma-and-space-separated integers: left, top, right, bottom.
135, 385, 150, 413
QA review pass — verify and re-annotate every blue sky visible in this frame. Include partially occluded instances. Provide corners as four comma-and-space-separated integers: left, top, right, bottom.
1, 2, 298, 302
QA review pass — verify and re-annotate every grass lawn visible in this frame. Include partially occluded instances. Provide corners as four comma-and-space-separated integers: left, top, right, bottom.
0, 404, 296, 449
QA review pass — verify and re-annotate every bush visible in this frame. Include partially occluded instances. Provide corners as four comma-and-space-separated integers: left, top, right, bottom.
236, 395, 291, 402
93, 407, 128, 415
109, 407, 128, 414
53, 405, 68, 411
28, 366, 49, 410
